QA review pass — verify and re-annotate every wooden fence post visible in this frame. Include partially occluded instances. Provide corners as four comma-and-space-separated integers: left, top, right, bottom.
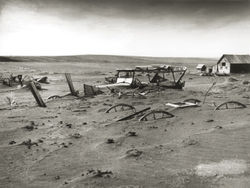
29, 82, 46, 107
65, 73, 78, 96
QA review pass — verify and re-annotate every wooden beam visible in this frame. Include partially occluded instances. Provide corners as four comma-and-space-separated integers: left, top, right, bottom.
29, 82, 46, 107
65, 73, 78, 96
171, 70, 176, 83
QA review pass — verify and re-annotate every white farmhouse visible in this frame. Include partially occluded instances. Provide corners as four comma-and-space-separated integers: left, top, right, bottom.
213, 54, 250, 75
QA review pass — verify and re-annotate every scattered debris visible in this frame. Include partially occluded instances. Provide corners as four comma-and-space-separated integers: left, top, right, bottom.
55, 176, 60, 180
20, 139, 38, 149
87, 169, 113, 178
22, 75, 42, 90
0, 73, 47, 90
66, 123, 72, 128
139, 110, 174, 121
214, 101, 246, 110
148, 125, 158, 129
71, 109, 87, 112
106, 138, 115, 144
23, 124, 35, 131
183, 98, 201, 104
38, 139, 44, 143
35, 76, 49, 84
126, 131, 138, 137
61, 142, 72, 148
7, 115, 25, 119
103, 103, 112, 106
206, 119, 214, 123
9, 141, 16, 145
215, 125, 223, 129
70, 133, 82, 139
47, 95, 62, 100
1, 73, 22, 87
126, 149, 143, 157
117, 107, 151, 121
106, 103, 136, 113
182, 138, 199, 147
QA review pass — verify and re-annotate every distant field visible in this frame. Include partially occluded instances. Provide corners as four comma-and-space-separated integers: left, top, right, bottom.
0, 55, 217, 65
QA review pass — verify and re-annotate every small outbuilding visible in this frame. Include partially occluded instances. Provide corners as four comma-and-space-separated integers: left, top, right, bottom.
213, 54, 250, 75
196, 64, 207, 72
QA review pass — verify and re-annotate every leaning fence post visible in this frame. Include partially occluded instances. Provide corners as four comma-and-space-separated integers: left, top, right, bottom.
29, 82, 46, 107
65, 73, 78, 96
203, 82, 216, 104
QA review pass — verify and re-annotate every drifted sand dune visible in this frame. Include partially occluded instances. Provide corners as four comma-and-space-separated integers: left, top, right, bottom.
1, 55, 250, 188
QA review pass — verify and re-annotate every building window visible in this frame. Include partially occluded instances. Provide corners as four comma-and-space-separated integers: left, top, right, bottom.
222, 62, 226, 66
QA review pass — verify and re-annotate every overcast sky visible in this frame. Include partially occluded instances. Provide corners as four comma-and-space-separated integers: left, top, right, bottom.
0, 0, 249, 57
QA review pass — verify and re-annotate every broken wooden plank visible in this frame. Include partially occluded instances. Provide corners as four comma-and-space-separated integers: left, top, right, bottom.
65, 73, 78, 96
29, 82, 46, 107
166, 102, 198, 108
117, 107, 151, 121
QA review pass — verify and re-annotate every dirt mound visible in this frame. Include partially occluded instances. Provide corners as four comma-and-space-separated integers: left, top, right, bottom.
195, 159, 247, 177
228, 77, 239, 82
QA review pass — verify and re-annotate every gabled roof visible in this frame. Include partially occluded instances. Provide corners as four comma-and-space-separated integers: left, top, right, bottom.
218, 54, 250, 64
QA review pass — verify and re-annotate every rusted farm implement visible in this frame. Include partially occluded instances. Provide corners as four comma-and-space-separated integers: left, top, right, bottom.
99, 64, 187, 89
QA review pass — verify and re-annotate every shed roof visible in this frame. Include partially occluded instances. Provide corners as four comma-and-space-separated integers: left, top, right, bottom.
218, 54, 250, 64
196, 64, 206, 69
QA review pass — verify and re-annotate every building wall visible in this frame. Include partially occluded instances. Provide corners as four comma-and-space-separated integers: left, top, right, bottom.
231, 64, 250, 73
216, 58, 230, 75
212, 65, 218, 73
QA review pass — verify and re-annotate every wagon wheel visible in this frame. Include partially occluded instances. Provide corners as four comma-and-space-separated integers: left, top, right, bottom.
139, 110, 174, 121
214, 101, 246, 111
106, 103, 136, 113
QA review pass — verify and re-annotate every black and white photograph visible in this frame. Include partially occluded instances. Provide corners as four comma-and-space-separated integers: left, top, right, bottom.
1, 0, 250, 187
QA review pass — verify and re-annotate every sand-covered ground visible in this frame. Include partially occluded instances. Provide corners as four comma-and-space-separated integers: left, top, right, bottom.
1, 56, 250, 188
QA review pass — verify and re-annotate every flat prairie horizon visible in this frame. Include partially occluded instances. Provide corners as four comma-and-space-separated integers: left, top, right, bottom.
0, 54, 217, 63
